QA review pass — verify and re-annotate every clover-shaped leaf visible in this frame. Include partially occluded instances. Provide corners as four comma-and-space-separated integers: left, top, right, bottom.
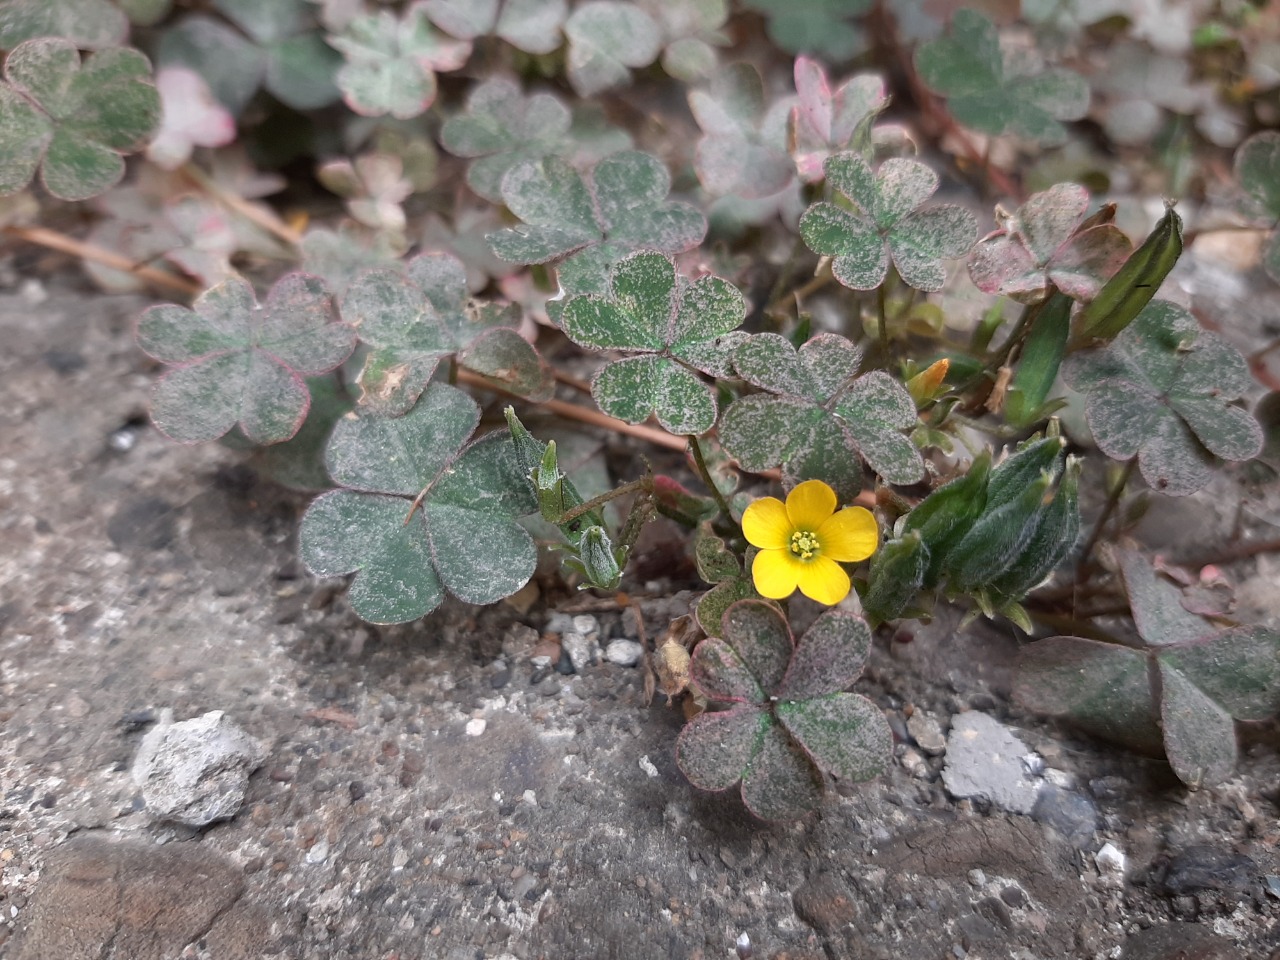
916, 10, 1088, 145
440, 77, 630, 204
137, 274, 356, 445
791, 57, 887, 183
800, 152, 977, 292
487, 151, 707, 299
1063, 300, 1263, 496
422, 0, 566, 54
1234, 131, 1280, 284
300, 222, 404, 296
688, 63, 795, 200
677, 599, 890, 820
342, 252, 551, 416
299, 384, 538, 624
564, 1, 661, 97
968, 183, 1132, 304
0, 38, 159, 201
719, 333, 923, 494
559, 251, 745, 435
1016, 550, 1280, 787
0, 0, 128, 50
740, 0, 871, 63
636, 0, 728, 81
157, 2, 341, 114
329, 2, 471, 119
145, 66, 237, 171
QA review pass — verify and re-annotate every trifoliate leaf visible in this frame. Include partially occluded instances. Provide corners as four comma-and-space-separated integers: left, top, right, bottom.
916, 9, 1089, 145
488, 151, 706, 298
688, 62, 794, 199
422, 0, 566, 54
800, 152, 977, 292
137, 274, 356, 445
0, 39, 159, 201
564, 1, 661, 97
330, 3, 471, 119
791, 56, 887, 183
300, 385, 538, 623
1063, 300, 1263, 495
0, 0, 127, 49
968, 183, 1131, 303
1234, 131, 1280, 285
740, 0, 871, 62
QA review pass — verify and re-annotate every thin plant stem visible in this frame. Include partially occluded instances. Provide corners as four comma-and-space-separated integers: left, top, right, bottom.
876, 282, 891, 363
3, 224, 198, 296
688, 435, 736, 527
180, 162, 302, 247
1076, 457, 1138, 579
559, 476, 652, 528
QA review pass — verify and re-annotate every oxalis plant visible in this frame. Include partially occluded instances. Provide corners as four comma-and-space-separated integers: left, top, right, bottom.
3, 1, 1279, 821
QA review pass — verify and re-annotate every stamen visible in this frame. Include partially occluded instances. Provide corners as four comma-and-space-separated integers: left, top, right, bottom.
789, 530, 820, 561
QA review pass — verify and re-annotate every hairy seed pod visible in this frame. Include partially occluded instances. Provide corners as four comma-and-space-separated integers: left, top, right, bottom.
1076, 203, 1183, 342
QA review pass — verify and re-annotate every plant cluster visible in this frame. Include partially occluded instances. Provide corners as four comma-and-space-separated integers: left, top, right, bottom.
3, 0, 1278, 820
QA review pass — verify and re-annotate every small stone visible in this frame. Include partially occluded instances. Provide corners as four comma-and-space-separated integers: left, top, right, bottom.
1155, 845, 1257, 897
560, 632, 596, 673
465, 718, 487, 737
1032, 783, 1098, 848
899, 747, 928, 778
1095, 841, 1126, 878
906, 711, 946, 755
306, 838, 329, 864
791, 873, 857, 935
941, 712, 1041, 815
967, 869, 987, 887
571, 614, 598, 636
130, 710, 266, 827
605, 639, 643, 666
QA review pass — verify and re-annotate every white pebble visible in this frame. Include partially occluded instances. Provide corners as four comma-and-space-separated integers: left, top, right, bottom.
605, 639, 643, 666
465, 718, 487, 737
1095, 842, 1126, 876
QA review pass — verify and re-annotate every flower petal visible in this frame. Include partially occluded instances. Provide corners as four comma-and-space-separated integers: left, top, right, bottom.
785, 479, 836, 532
796, 556, 851, 606
742, 497, 792, 550
752, 548, 802, 600
817, 506, 879, 563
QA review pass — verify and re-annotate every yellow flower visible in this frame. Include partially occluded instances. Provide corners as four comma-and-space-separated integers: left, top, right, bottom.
742, 479, 878, 606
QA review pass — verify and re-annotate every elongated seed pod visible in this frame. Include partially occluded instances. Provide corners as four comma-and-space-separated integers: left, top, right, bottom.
946, 473, 1053, 593
861, 532, 929, 623
1006, 292, 1071, 428
985, 435, 1065, 511
1076, 203, 1183, 342
990, 455, 1081, 601
902, 451, 992, 587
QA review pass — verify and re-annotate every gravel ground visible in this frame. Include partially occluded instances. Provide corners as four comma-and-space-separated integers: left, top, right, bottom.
1, 268, 1278, 960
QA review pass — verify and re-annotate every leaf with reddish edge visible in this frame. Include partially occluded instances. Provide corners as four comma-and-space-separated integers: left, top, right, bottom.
776, 609, 871, 700
676, 707, 768, 792
776, 693, 891, 782
739, 717, 825, 821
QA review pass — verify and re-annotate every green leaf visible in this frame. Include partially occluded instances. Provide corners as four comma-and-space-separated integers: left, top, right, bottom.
341, 253, 546, 416
440, 77, 573, 203
776, 609, 871, 700
330, 5, 471, 119
138, 274, 355, 444
800, 152, 976, 293
676, 707, 769, 791
0, 0, 127, 49
592, 354, 715, 435
720, 599, 794, 693
1233, 130, 1280, 221
740, 0, 870, 62
916, 10, 1088, 146
1063, 300, 1263, 496
1014, 636, 1163, 755
300, 391, 537, 623
300, 490, 444, 624
1116, 548, 1210, 647
968, 184, 1131, 304
490, 151, 707, 298
0, 39, 159, 201
694, 526, 741, 583
423, 0, 566, 54
250, 375, 353, 491
264, 30, 342, 110
564, 1, 661, 96
833, 372, 925, 485
739, 717, 826, 820
694, 575, 758, 636
775, 693, 890, 782
1157, 662, 1237, 788
1158, 626, 1280, 722
690, 637, 768, 704
688, 62, 794, 199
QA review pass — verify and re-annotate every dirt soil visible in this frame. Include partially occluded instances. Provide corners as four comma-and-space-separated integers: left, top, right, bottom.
1, 265, 1278, 960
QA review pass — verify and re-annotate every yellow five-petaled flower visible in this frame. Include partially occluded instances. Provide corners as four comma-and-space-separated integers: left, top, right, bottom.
742, 479, 879, 606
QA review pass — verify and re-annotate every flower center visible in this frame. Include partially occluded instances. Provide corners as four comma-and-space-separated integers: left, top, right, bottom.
789, 530, 820, 561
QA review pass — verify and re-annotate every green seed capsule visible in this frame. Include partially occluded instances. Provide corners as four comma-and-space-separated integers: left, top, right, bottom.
946, 473, 1053, 593
986, 435, 1065, 511
991, 456, 1081, 601
861, 532, 929, 624
902, 451, 992, 587
1076, 203, 1183, 343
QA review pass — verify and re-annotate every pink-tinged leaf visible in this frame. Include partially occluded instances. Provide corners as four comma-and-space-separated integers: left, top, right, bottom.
968, 231, 1042, 298
793, 55, 833, 145
1158, 661, 1237, 788
776, 692, 891, 782
721, 599, 794, 695
1014, 182, 1088, 265
690, 637, 768, 704
146, 67, 236, 170
777, 610, 871, 699
1117, 549, 1211, 647
740, 719, 825, 820
1047, 224, 1132, 301
676, 707, 768, 791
